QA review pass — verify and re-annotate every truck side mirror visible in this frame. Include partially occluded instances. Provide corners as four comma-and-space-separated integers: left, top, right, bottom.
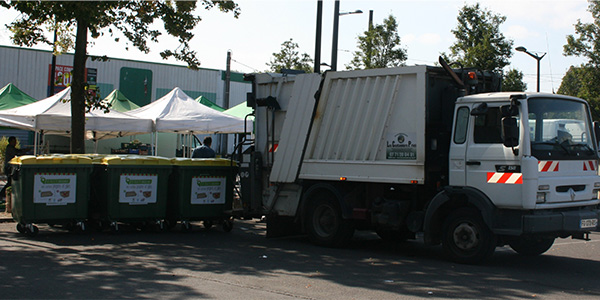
502, 117, 519, 148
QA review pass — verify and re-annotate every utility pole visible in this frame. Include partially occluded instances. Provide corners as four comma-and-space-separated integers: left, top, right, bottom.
331, 0, 340, 71
221, 50, 232, 156
49, 22, 58, 97
314, 0, 323, 73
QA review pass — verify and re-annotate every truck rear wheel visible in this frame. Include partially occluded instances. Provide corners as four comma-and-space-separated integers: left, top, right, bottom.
442, 208, 496, 264
306, 193, 354, 247
509, 237, 554, 256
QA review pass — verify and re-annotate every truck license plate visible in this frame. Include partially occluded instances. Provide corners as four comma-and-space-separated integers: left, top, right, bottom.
580, 218, 598, 229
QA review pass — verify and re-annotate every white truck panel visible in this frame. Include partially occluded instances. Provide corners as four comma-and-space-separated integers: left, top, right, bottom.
299, 66, 427, 184
270, 74, 322, 183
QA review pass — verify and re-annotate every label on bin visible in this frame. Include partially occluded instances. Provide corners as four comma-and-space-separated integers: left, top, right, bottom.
191, 176, 226, 205
33, 173, 77, 206
119, 174, 158, 205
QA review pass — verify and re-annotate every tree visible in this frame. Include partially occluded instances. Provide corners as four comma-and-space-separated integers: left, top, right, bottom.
562, 1, 600, 120
267, 38, 313, 73
558, 66, 600, 121
502, 68, 527, 92
1, 1, 240, 153
564, 1, 600, 67
347, 15, 407, 70
444, 3, 513, 71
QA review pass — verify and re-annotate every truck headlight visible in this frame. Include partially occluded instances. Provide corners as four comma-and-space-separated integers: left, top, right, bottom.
536, 192, 546, 203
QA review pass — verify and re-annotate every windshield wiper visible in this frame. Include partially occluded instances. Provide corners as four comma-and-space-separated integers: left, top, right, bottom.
532, 141, 572, 155
565, 143, 596, 155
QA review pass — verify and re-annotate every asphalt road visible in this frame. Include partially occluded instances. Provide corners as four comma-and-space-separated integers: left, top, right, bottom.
0, 220, 598, 299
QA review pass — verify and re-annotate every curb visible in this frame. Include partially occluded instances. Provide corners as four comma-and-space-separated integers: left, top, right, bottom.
0, 218, 14, 223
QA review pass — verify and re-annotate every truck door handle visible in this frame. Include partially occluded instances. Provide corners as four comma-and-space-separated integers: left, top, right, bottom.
466, 161, 481, 166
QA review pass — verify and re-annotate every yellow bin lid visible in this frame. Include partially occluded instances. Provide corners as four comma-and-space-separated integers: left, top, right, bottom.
170, 158, 238, 167
11, 155, 93, 165
101, 155, 171, 165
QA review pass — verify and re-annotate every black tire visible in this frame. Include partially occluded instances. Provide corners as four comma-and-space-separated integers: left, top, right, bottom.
305, 192, 354, 247
203, 220, 213, 230
509, 237, 555, 256
181, 222, 192, 233
222, 218, 234, 233
442, 208, 496, 264
25, 225, 39, 237
16, 223, 25, 234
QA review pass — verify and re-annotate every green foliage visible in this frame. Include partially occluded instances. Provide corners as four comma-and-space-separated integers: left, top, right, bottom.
1, 0, 240, 153
443, 3, 513, 71
502, 68, 527, 92
347, 15, 407, 70
564, 1, 600, 67
266, 39, 313, 73
562, 1, 600, 121
557, 66, 600, 121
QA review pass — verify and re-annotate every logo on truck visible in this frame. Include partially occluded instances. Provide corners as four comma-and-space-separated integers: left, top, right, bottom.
386, 133, 417, 160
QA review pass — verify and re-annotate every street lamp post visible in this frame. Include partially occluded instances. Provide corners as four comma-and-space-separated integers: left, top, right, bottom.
516, 46, 546, 92
330, 0, 362, 71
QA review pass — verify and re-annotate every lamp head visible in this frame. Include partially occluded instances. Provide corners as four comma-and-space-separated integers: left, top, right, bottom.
516, 46, 527, 52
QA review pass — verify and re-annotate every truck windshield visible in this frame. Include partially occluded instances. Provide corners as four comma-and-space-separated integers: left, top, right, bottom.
528, 98, 596, 160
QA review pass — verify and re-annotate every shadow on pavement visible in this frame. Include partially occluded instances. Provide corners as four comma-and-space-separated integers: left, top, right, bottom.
0, 220, 598, 299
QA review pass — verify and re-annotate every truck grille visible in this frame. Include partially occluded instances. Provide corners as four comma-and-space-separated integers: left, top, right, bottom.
556, 185, 586, 193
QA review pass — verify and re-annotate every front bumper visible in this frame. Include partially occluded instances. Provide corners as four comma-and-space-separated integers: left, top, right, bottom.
522, 208, 599, 234
494, 206, 600, 236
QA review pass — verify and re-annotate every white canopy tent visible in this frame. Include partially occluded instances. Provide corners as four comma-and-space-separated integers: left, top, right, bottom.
0, 87, 154, 153
127, 87, 251, 156
128, 87, 250, 133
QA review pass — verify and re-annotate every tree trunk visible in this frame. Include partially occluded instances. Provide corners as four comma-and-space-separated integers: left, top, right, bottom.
71, 17, 88, 154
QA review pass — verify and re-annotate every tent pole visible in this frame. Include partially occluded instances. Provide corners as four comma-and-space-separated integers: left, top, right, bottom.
34, 131, 38, 156
155, 132, 158, 156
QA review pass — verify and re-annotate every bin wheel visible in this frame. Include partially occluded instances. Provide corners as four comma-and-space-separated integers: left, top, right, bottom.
16, 223, 25, 234
203, 220, 213, 230
25, 225, 39, 237
181, 221, 192, 233
110, 222, 119, 234
155, 220, 165, 232
222, 218, 234, 233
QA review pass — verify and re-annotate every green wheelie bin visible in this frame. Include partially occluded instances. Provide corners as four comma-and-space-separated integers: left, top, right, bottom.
90, 155, 171, 232
167, 158, 238, 232
10, 155, 93, 236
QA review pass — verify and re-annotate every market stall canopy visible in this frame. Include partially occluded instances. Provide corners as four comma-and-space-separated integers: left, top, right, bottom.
128, 87, 251, 134
102, 89, 140, 112
195, 95, 224, 112
0, 83, 36, 110
0, 87, 154, 139
224, 102, 254, 120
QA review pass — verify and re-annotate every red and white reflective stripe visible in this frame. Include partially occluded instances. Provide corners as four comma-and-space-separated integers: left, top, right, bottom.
487, 172, 523, 184
538, 161, 559, 172
268, 144, 279, 152
583, 160, 597, 171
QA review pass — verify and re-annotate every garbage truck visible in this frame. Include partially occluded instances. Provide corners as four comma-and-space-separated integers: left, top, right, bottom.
238, 59, 600, 264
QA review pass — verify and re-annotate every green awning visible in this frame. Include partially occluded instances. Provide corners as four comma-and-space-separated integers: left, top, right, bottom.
224, 102, 254, 120
103, 89, 140, 112
0, 83, 36, 110
195, 95, 225, 112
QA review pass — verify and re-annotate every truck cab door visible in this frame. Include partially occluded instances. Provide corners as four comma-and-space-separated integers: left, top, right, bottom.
464, 105, 522, 208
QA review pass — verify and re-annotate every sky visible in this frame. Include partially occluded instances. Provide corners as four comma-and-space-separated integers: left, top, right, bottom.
0, 0, 593, 93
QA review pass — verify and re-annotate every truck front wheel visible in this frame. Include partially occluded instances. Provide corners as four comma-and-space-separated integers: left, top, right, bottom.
508, 237, 554, 256
305, 193, 354, 247
442, 208, 496, 264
